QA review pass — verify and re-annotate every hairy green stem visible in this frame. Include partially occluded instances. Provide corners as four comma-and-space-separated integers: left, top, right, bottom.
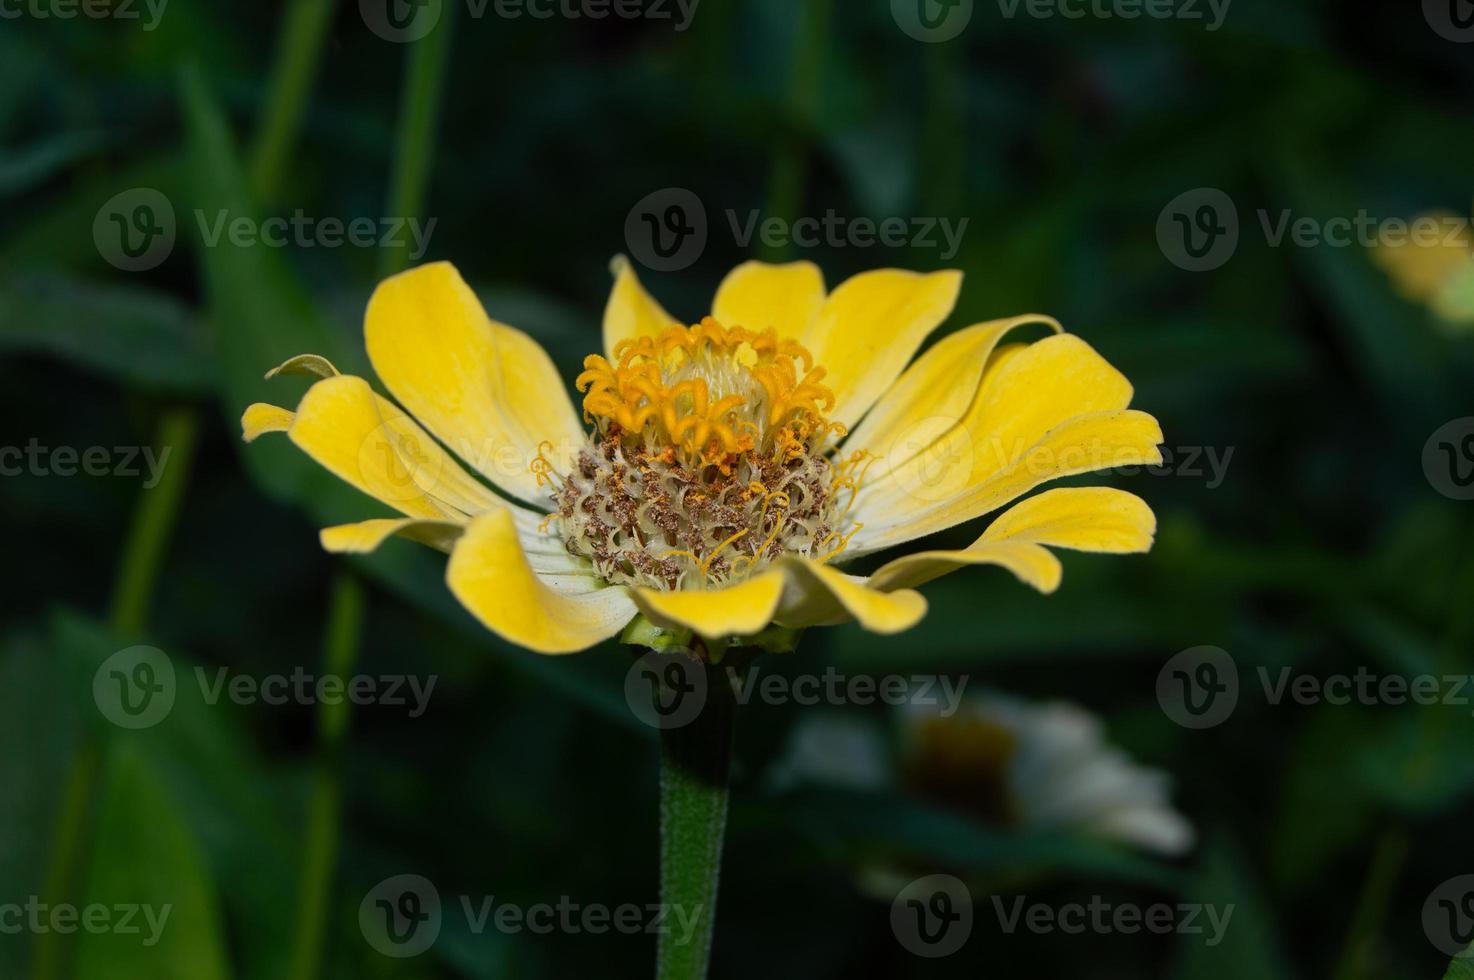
656, 657, 741, 980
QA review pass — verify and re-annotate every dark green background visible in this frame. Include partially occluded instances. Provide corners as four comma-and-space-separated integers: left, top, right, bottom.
3, 0, 1472, 976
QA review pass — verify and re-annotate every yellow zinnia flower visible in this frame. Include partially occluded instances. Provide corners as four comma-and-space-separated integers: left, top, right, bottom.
1370, 205, 1474, 331
241, 258, 1163, 654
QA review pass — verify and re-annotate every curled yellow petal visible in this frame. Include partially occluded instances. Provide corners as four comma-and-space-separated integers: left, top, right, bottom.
241, 402, 294, 443
774, 558, 928, 634
319, 518, 464, 555
446, 509, 637, 655
867, 488, 1155, 593
629, 571, 786, 639
264, 352, 339, 380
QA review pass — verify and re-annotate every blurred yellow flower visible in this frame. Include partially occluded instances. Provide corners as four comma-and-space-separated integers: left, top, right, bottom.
1371, 206, 1474, 331
242, 259, 1162, 654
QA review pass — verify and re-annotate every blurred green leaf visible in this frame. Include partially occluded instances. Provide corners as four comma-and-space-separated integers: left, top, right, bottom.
1445, 950, 1474, 980
0, 272, 215, 392
73, 741, 231, 980
1170, 838, 1294, 980
178, 60, 360, 503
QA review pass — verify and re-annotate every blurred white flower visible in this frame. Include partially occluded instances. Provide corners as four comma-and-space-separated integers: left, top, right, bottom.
771, 692, 1194, 857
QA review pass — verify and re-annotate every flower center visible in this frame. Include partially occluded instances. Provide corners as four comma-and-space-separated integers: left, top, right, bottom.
538, 317, 871, 591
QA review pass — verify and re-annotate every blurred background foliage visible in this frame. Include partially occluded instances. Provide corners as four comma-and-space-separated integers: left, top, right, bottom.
2, 0, 1472, 976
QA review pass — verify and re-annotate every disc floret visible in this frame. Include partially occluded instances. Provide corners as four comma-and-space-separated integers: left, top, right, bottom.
543, 318, 868, 590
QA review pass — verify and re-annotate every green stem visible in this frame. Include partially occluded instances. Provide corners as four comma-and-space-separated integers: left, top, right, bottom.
379, 6, 456, 278
759, 0, 830, 263
250, 0, 339, 203
107, 407, 201, 636
656, 657, 741, 980
1330, 515, 1474, 980
1330, 829, 1411, 980
33, 407, 200, 980
287, 574, 365, 980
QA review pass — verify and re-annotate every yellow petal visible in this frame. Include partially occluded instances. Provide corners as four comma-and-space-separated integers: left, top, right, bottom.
446, 509, 637, 654
848, 331, 1150, 553
264, 352, 339, 380
320, 518, 464, 554
284, 374, 504, 520
630, 571, 786, 639
711, 260, 825, 339
851, 409, 1164, 555
365, 261, 586, 507
844, 314, 1061, 473
801, 268, 962, 429
603, 255, 680, 359
774, 558, 928, 634
867, 488, 1155, 592
241, 402, 294, 443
